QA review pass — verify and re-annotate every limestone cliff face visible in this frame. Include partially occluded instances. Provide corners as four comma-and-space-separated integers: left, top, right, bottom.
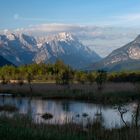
0, 32, 101, 68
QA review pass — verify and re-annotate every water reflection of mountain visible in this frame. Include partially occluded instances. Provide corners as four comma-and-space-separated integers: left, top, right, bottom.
0, 96, 137, 129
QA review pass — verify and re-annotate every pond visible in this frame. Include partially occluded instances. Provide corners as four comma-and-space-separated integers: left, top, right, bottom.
0, 94, 137, 129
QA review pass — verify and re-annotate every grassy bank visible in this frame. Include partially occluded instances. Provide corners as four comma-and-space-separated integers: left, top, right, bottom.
0, 115, 139, 140
0, 115, 87, 140
0, 82, 140, 104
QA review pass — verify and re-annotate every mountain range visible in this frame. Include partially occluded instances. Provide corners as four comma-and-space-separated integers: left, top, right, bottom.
0, 32, 101, 69
0, 31, 140, 71
90, 35, 140, 71
0, 55, 13, 66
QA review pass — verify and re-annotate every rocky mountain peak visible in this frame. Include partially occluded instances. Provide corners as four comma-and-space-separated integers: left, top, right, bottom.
90, 34, 140, 71
57, 32, 76, 41
45, 32, 77, 42
0, 32, 101, 68
6, 33, 16, 41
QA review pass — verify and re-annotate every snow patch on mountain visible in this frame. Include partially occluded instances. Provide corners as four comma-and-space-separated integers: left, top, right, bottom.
0, 32, 101, 68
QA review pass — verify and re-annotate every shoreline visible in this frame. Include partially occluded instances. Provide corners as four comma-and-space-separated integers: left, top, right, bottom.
0, 82, 140, 104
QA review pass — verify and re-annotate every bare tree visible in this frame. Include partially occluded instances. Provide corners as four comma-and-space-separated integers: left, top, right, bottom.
118, 105, 128, 127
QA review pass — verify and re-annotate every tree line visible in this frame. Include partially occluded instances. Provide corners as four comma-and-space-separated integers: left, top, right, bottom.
0, 60, 140, 86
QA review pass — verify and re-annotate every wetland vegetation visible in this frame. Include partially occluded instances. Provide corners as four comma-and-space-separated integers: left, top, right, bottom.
0, 62, 140, 140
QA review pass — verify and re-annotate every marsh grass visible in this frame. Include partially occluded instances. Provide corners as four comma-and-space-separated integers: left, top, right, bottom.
0, 105, 18, 112
0, 82, 140, 104
0, 115, 87, 140
0, 114, 140, 140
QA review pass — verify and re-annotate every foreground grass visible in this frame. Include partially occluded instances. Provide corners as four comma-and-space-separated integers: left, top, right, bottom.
0, 82, 140, 104
0, 105, 18, 112
0, 115, 87, 140
0, 115, 140, 140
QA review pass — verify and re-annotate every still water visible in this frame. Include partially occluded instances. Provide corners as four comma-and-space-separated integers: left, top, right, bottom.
0, 94, 136, 129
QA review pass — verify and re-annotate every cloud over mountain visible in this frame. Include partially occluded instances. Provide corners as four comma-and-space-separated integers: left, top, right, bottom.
12, 24, 140, 57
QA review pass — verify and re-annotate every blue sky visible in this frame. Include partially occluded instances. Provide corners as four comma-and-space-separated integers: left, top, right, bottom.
1, 0, 140, 29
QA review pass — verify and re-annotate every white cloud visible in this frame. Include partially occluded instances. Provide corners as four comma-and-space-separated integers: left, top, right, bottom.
3, 29, 9, 34
118, 13, 140, 22
6, 12, 140, 56
23, 23, 84, 32
13, 23, 140, 57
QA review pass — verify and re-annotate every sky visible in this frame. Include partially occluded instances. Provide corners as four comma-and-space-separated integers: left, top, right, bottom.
1, 0, 140, 29
1, 0, 140, 57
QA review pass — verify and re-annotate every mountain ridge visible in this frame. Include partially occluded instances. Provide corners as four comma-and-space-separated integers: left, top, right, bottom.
90, 34, 140, 71
0, 55, 13, 66
0, 32, 101, 68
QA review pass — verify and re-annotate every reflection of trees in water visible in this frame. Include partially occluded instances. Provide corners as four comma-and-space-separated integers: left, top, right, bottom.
17, 97, 23, 107
86, 103, 95, 109
27, 97, 32, 117
2, 95, 5, 105
61, 101, 70, 112
32, 100, 44, 115
132, 101, 140, 128
95, 106, 104, 126
1, 95, 15, 106
46, 101, 54, 111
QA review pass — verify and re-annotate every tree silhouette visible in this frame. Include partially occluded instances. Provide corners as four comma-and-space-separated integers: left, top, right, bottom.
27, 72, 33, 92
95, 70, 107, 90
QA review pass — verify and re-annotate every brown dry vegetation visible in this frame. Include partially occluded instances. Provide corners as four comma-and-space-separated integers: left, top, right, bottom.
0, 114, 140, 140
0, 82, 139, 104
0, 82, 137, 93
